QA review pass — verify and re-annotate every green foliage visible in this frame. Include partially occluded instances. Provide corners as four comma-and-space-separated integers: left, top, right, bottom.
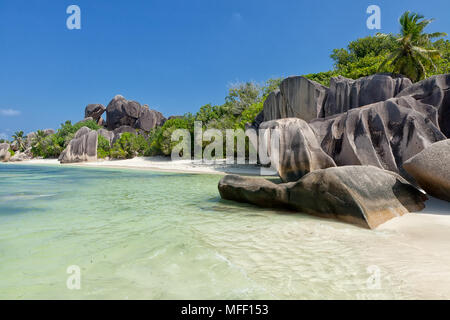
379, 12, 447, 82
30, 119, 101, 158
110, 132, 149, 159
235, 101, 264, 130
225, 82, 261, 115
12, 131, 27, 152
303, 71, 339, 86
147, 117, 194, 156
97, 135, 111, 159
8, 148, 15, 156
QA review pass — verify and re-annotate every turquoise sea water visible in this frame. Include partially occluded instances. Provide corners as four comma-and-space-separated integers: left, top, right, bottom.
0, 164, 444, 299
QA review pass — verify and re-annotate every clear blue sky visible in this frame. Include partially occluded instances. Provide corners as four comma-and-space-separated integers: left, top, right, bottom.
1, 0, 449, 138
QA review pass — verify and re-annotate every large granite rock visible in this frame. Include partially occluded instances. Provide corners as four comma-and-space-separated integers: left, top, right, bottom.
0, 143, 11, 162
10, 151, 31, 162
85, 104, 106, 124
135, 105, 166, 131
263, 76, 328, 122
106, 95, 166, 131
324, 74, 412, 118
58, 127, 98, 164
309, 96, 446, 179
219, 166, 427, 229
403, 139, 450, 202
396, 74, 450, 137
259, 118, 336, 182
218, 175, 288, 208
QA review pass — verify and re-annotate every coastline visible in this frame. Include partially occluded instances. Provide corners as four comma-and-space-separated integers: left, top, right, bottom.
3, 157, 271, 176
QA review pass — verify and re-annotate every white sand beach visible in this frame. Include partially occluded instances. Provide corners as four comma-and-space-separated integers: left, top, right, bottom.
10, 157, 271, 176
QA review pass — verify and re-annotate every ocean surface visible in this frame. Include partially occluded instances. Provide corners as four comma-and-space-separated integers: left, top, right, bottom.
0, 164, 447, 299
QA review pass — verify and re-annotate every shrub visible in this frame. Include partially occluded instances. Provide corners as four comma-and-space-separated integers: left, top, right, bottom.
110, 132, 149, 159
97, 135, 111, 159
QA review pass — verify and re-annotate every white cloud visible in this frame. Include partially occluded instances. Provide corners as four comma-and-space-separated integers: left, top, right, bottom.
0, 108, 21, 116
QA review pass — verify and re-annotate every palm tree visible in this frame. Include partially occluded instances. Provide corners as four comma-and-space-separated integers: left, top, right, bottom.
12, 131, 26, 152
379, 11, 447, 82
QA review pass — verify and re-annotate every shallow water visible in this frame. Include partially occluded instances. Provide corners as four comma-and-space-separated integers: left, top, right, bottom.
0, 164, 448, 299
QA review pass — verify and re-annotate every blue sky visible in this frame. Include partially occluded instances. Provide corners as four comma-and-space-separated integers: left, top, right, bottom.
1, 0, 449, 138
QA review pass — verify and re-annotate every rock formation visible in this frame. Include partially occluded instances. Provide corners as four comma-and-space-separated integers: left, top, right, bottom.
324, 74, 412, 117
85, 104, 106, 125
136, 105, 166, 131
219, 166, 427, 229
106, 95, 166, 131
263, 76, 328, 123
59, 127, 98, 164
403, 139, 450, 202
259, 118, 336, 182
0, 143, 11, 162
309, 97, 446, 178
396, 74, 450, 137
9, 151, 32, 162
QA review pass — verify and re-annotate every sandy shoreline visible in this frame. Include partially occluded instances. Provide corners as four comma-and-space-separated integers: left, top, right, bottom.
5, 157, 273, 176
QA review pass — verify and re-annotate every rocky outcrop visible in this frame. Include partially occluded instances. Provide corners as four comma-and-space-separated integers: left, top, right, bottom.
403, 139, 450, 202
85, 104, 106, 124
324, 74, 412, 117
396, 74, 450, 137
0, 143, 11, 162
309, 96, 446, 179
97, 128, 115, 147
218, 175, 288, 208
106, 95, 166, 131
10, 151, 32, 162
135, 105, 166, 131
259, 118, 336, 182
58, 127, 98, 164
263, 77, 328, 123
219, 166, 427, 229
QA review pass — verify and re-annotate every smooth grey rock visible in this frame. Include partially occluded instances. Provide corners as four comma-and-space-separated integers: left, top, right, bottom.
0, 143, 11, 162
10, 151, 31, 162
58, 127, 98, 163
259, 118, 336, 182
85, 104, 106, 124
403, 139, 450, 202
309, 96, 446, 178
396, 74, 450, 137
135, 105, 166, 131
219, 166, 427, 229
324, 74, 412, 117
263, 77, 328, 123
106, 95, 166, 131
219, 175, 288, 208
